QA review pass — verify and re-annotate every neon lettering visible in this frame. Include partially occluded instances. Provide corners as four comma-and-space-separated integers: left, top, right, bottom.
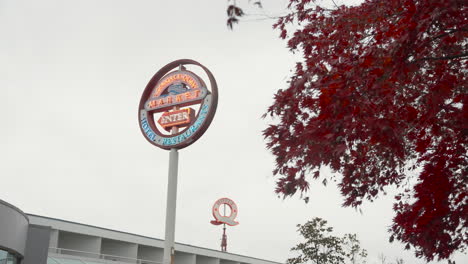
141, 118, 156, 141
154, 72, 200, 96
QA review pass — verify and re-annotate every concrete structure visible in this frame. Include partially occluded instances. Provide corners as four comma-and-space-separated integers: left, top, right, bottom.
0, 200, 282, 264
0, 200, 29, 264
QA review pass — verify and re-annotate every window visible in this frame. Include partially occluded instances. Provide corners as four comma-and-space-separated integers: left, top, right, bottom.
0, 249, 18, 264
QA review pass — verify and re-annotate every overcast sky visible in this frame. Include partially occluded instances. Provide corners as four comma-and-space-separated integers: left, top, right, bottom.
1, 1, 466, 264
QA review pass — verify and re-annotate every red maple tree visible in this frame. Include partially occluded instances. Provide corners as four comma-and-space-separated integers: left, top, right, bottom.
231, 0, 467, 261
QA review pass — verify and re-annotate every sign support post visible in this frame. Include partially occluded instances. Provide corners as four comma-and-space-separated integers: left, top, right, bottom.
163, 148, 178, 264
163, 106, 180, 264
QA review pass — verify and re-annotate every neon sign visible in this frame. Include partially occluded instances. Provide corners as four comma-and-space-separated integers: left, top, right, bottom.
154, 72, 200, 95
145, 88, 206, 112
138, 59, 218, 150
158, 108, 194, 130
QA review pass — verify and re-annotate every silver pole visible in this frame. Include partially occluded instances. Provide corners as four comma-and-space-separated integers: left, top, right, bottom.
163, 66, 183, 264
163, 148, 178, 264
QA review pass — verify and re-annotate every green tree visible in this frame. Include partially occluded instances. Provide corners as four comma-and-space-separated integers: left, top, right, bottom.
288, 217, 367, 264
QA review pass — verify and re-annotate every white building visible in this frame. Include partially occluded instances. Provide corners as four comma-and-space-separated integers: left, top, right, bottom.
0, 199, 282, 264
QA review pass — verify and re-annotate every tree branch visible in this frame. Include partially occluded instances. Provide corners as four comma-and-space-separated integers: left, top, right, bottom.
331, 0, 339, 9
429, 27, 468, 42
416, 52, 468, 62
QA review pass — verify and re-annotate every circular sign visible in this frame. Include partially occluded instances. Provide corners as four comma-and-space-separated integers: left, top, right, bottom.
138, 59, 218, 150
210, 198, 239, 226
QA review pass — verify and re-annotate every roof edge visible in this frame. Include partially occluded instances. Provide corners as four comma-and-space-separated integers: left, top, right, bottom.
26, 213, 283, 264
0, 199, 29, 222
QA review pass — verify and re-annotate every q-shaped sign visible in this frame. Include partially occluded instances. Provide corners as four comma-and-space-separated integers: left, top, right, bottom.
210, 198, 239, 226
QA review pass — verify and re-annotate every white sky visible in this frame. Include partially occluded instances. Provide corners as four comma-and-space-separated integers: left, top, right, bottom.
1, 1, 466, 264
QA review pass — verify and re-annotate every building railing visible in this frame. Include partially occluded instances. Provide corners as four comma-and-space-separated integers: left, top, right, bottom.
48, 247, 162, 264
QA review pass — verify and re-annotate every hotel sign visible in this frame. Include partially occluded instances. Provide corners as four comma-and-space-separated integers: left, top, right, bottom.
138, 59, 218, 149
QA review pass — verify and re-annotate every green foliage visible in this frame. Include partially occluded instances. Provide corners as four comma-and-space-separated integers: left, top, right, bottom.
287, 217, 367, 264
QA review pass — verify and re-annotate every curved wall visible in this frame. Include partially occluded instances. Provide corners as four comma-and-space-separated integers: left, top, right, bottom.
0, 199, 29, 258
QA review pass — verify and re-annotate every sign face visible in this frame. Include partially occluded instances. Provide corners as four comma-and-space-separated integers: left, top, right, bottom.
138, 59, 218, 150
158, 108, 195, 130
210, 198, 239, 226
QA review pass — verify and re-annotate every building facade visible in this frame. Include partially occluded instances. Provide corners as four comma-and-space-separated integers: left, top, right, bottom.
0, 199, 281, 264
0, 200, 28, 264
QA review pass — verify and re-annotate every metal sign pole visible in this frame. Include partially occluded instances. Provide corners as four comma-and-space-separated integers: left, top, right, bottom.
163, 106, 180, 264
222, 204, 227, 251
163, 148, 178, 264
